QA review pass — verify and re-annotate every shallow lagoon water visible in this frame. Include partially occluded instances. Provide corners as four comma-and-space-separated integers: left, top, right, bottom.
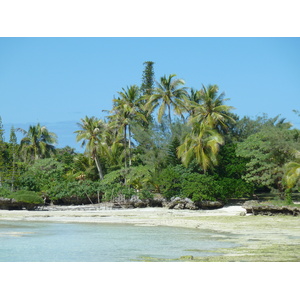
0, 221, 237, 262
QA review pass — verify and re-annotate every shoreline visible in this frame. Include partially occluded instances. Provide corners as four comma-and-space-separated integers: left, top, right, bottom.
1, 205, 300, 261
0, 205, 247, 229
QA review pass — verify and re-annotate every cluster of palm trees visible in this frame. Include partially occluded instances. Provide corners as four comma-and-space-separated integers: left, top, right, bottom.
75, 74, 236, 179
10, 74, 300, 193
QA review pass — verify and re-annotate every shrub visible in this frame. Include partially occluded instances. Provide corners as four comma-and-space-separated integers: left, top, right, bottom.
158, 166, 190, 199
138, 189, 154, 200
0, 187, 11, 198
47, 180, 103, 205
10, 190, 44, 210
181, 173, 224, 202
216, 178, 254, 198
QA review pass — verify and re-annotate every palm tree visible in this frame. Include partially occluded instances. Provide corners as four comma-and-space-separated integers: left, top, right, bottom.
75, 116, 107, 180
182, 88, 201, 117
17, 123, 57, 162
284, 161, 300, 189
110, 85, 147, 168
188, 84, 235, 131
146, 74, 188, 125
284, 150, 300, 189
177, 124, 224, 172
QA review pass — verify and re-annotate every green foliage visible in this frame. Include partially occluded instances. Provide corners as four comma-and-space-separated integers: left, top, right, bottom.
0, 116, 4, 142
10, 190, 43, 205
132, 121, 170, 172
216, 143, 249, 179
181, 173, 224, 202
158, 165, 189, 199
158, 165, 253, 201
0, 187, 11, 197
236, 125, 300, 193
138, 189, 154, 200
216, 177, 254, 198
166, 136, 182, 166
18, 158, 66, 192
100, 183, 135, 202
17, 123, 57, 162
125, 165, 153, 190
47, 180, 103, 204
141, 61, 155, 96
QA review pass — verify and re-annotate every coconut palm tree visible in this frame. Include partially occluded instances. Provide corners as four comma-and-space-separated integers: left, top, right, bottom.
109, 85, 147, 168
284, 150, 300, 189
75, 116, 107, 180
145, 74, 188, 125
177, 124, 224, 172
17, 123, 57, 162
188, 84, 235, 132
182, 88, 202, 117
284, 161, 300, 189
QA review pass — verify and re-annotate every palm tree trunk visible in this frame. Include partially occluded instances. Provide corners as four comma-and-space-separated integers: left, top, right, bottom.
168, 105, 172, 126
124, 125, 127, 169
128, 124, 132, 166
94, 155, 104, 180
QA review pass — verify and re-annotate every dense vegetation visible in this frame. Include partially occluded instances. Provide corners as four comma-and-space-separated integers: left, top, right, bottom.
1, 61, 299, 206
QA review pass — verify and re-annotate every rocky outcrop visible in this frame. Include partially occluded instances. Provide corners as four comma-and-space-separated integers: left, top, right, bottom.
0, 198, 20, 210
164, 197, 224, 210
196, 200, 224, 210
111, 195, 166, 209
242, 200, 300, 216
165, 197, 198, 210
0, 197, 37, 210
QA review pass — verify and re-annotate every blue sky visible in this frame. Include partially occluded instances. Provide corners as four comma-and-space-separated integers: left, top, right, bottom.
1, 37, 300, 151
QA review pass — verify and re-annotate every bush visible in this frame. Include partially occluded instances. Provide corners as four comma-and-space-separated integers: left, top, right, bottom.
101, 183, 136, 202
47, 180, 103, 205
158, 166, 190, 199
138, 189, 154, 200
157, 166, 254, 202
18, 158, 66, 192
217, 178, 254, 198
10, 190, 44, 210
181, 173, 224, 202
0, 187, 11, 198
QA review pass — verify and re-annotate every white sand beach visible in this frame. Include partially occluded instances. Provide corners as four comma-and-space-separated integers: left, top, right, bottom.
0, 205, 246, 229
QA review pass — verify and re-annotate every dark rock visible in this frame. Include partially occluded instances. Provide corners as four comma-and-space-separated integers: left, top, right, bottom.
196, 200, 224, 209
0, 197, 38, 210
242, 201, 300, 216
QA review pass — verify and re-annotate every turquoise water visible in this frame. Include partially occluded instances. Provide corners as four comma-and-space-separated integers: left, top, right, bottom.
0, 221, 237, 262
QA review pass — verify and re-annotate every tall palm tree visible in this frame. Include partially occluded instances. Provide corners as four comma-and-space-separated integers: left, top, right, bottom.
188, 84, 235, 131
146, 74, 188, 125
177, 124, 224, 172
75, 116, 107, 180
110, 85, 147, 168
17, 123, 57, 162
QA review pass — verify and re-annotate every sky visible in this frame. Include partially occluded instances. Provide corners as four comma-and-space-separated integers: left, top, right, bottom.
1, 37, 300, 151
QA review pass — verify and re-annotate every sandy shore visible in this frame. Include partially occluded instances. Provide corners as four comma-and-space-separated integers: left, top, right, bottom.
1, 205, 300, 261
0, 205, 246, 228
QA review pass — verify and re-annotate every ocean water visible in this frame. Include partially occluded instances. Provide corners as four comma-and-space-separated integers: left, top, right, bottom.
0, 221, 237, 262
